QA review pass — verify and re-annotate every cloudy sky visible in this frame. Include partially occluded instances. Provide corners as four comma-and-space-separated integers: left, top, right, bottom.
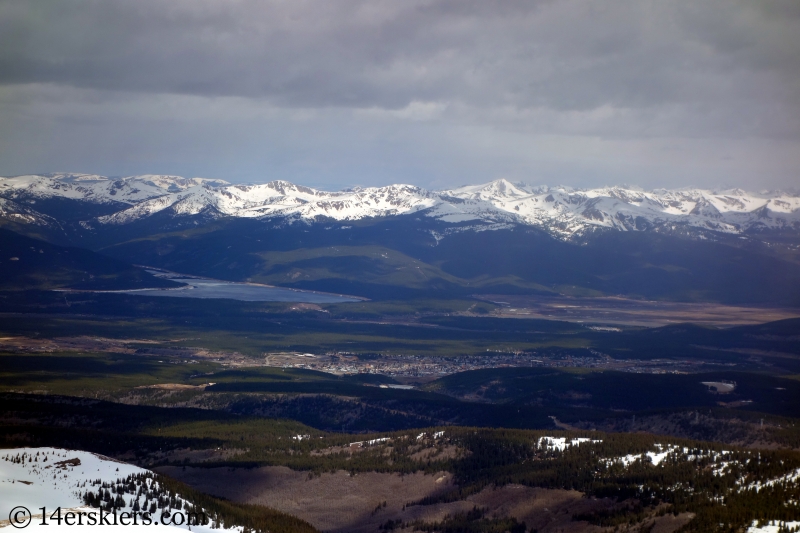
1, 0, 798, 190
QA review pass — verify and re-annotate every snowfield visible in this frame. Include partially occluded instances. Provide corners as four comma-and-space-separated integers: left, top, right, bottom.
0, 448, 241, 532
748, 520, 800, 533
1, 174, 798, 239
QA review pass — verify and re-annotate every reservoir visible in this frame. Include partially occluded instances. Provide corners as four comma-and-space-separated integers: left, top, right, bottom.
116, 270, 364, 303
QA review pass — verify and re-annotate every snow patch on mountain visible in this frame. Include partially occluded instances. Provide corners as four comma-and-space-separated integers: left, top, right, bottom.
0, 197, 59, 227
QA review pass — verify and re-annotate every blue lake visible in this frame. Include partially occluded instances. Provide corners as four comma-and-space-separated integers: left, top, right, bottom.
121, 272, 364, 303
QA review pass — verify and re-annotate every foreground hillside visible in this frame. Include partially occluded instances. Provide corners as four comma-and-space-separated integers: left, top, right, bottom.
0, 447, 316, 532
2, 396, 800, 533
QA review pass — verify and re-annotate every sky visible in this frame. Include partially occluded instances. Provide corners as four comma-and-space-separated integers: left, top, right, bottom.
1, 0, 799, 191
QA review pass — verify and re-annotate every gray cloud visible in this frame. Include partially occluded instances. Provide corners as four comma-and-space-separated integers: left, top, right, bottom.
0, 0, 798, 188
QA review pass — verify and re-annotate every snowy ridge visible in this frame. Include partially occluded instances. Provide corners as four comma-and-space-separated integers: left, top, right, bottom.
1, 174, 799, 239
95, 181, 440, 225
0, 174, 229, 206
0, 448, 242, 532
442, 181, 800, 238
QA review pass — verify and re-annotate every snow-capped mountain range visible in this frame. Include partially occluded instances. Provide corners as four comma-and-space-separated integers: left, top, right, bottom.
1, 173, 798, 239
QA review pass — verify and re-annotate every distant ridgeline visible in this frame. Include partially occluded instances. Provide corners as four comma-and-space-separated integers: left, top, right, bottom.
2, 174, 799, 238
1, 174, 799, 304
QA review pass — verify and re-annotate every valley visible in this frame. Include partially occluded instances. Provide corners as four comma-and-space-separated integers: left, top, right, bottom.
478, 294, 800, 327
1, 174, 800, 532
4, 0, 799, 528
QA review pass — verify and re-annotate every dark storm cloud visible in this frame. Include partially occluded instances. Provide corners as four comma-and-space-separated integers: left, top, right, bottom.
0, 0, 798, 188
1, 0, 797, 117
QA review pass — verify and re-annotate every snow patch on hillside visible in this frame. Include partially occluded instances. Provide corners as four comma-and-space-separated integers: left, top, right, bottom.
537, 436, 602, 452
747, 520, 800, 533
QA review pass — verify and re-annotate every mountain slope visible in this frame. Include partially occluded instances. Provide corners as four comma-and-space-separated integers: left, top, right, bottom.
99, 218, 800, 304
0, 228, 179, 290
